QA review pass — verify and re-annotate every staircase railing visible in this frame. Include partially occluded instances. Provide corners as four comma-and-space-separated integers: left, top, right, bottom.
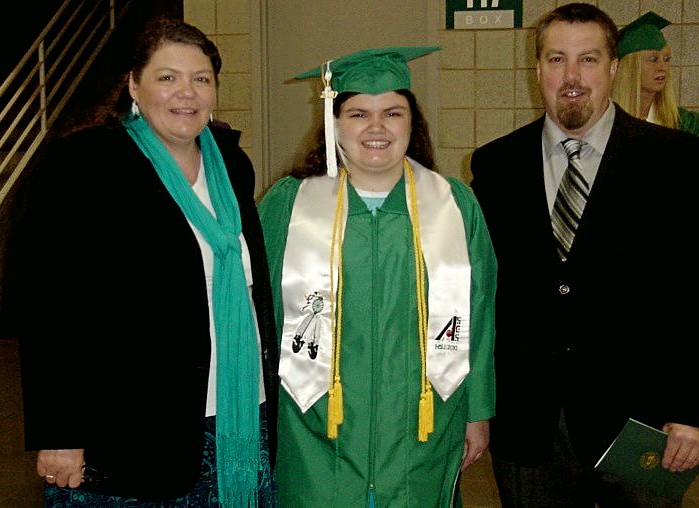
0, 0, 132, 207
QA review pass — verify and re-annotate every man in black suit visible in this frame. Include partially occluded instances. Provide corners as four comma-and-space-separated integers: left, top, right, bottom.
470, 3, 699, 507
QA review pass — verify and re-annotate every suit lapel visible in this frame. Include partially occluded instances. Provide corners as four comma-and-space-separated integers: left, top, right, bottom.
570, 108, 636, 259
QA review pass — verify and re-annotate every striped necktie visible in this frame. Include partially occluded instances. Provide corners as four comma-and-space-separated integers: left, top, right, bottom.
551, 138, 588, 261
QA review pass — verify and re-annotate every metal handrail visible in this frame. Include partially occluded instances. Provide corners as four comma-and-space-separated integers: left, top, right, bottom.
0, 0, 132, 206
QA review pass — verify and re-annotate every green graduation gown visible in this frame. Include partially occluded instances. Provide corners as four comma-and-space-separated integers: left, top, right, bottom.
679, 107, 699, 136
258, 172, 496, 507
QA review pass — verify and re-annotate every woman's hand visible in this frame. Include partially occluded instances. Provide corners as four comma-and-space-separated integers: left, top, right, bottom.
37, 449, 85, 488
460, 419, 490, 471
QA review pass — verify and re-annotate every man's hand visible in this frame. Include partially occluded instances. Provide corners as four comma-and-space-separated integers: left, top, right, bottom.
662, 423, 699, 472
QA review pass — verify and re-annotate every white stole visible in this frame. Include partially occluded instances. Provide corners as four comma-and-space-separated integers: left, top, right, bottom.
279, 158, 471, 412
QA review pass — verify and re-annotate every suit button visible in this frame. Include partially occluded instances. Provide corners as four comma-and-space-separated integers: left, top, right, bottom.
559, 284, 570, 295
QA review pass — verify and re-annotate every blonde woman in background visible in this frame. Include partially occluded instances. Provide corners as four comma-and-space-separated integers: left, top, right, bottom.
612, 11, 699, 135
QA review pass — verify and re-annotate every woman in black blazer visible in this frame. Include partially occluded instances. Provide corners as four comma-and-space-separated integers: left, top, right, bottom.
10, 16, 278, 507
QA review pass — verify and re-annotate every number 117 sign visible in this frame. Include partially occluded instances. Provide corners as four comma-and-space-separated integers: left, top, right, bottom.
446, 0, 523, 29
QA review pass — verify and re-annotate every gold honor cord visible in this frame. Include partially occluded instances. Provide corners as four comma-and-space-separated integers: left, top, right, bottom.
326, 161, 433, 441
327, 168, 347, 438
405, 159, 434, 442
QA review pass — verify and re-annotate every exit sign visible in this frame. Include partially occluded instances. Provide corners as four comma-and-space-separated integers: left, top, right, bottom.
446, 0, 523, 29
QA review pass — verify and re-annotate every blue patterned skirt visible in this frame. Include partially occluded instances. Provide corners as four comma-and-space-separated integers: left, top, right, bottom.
43, 403, 276, 507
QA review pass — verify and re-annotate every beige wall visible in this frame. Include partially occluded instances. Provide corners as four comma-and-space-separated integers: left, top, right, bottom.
185, 0, 699, 193
183, 1, 255, 163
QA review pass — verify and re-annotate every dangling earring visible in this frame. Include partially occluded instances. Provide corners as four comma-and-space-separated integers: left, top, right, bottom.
209, 113, 214, 123
131, 101, 140, 117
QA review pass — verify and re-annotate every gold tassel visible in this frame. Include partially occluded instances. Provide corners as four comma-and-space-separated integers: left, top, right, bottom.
406, 159, 434, 443
418, 387, 434, 442
333, 379, 344, 423
327, 388, 338, 438
327, 169, 346, 440
425, 386, 434, 434
327, 380, 344, 439
327, 420, 338, 439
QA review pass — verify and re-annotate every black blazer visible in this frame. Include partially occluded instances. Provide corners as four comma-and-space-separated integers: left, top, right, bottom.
12, 124, 279, 500
470, 106, 699, 466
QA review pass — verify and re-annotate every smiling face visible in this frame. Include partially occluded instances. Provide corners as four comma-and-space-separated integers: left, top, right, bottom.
129, 41, 216, 151
336, 91, 411, 191
639, 46, 671, 96
536, 20, 618, 138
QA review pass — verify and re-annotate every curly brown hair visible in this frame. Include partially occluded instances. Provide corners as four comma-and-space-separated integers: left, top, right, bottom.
291, 89, 436, 179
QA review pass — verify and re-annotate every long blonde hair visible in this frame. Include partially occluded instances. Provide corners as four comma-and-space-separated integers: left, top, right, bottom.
612, 51, 680, 129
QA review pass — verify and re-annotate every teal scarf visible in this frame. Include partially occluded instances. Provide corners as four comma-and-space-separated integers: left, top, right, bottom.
124, 115, 260, 507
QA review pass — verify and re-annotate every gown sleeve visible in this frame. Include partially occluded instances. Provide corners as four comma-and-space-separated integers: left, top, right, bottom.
256, 176, 302, 342
447, 177, 497, 422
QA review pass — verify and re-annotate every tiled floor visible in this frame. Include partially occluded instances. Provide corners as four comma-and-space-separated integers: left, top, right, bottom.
1, 336, 698, 507
460, 450, 502, 507
0, 339, 43, 507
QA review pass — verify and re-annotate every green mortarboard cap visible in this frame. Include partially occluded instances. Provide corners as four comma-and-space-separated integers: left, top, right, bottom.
618, 11, 671, 59
295, 46, 440, 95
295, 46, 439, 178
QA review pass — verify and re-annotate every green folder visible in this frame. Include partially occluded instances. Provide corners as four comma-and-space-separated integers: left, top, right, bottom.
595, 418, 699, 501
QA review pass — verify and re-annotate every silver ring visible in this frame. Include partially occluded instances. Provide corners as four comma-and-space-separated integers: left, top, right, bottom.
45, 474, 55, 480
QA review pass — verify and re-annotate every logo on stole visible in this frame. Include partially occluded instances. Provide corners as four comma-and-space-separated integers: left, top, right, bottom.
434, 316, 461, 350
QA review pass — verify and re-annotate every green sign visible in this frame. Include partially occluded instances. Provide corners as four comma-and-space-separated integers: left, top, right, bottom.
446, 0, 523, 29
